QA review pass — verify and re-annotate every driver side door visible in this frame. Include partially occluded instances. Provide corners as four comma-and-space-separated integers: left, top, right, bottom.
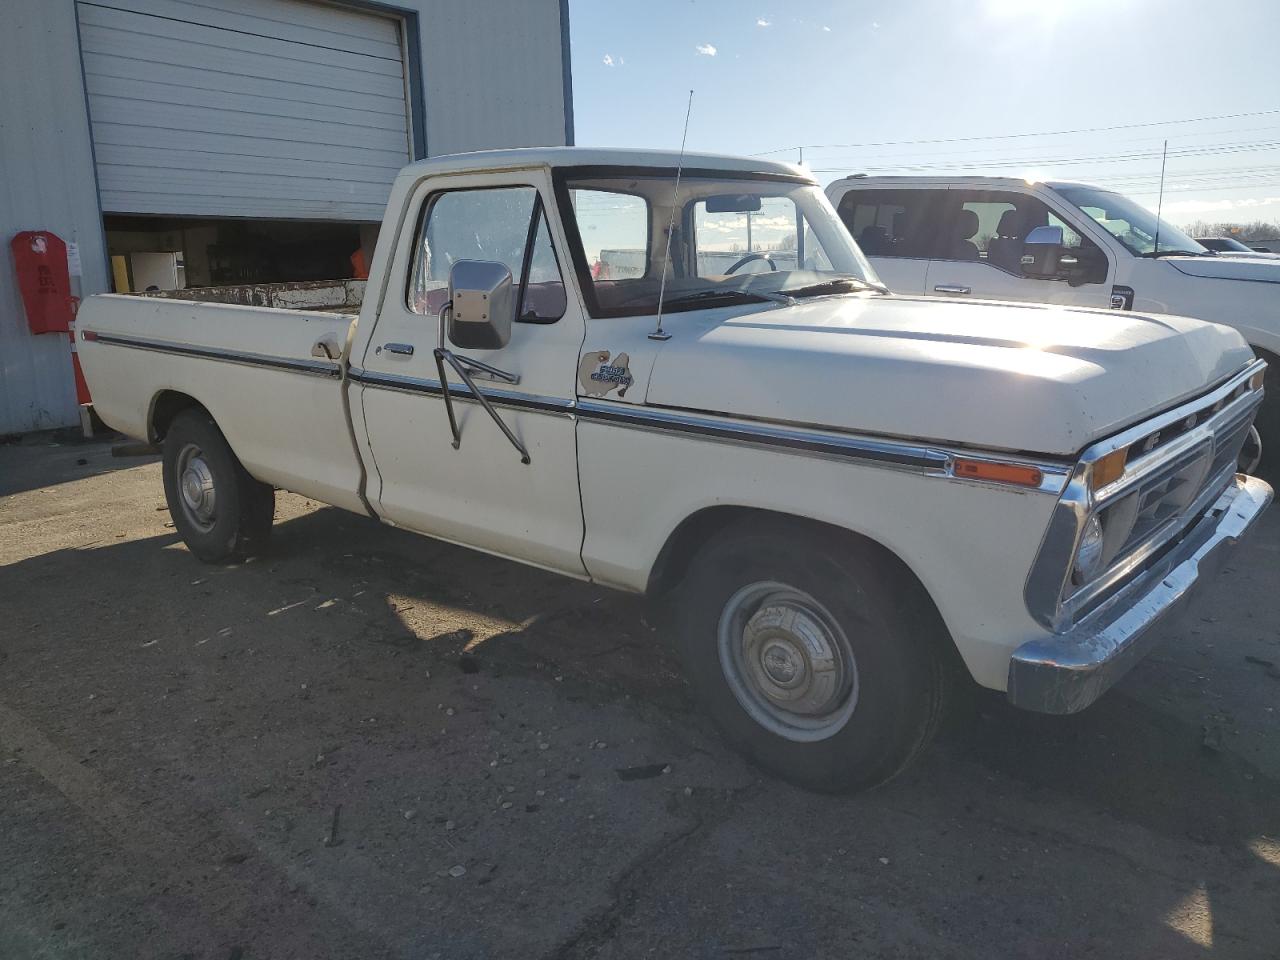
354, 171, 587, 576
924, 188, 1113, 308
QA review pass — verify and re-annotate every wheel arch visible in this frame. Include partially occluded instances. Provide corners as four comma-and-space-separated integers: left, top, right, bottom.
647, 506, 955, 646
148, 390, 210, 445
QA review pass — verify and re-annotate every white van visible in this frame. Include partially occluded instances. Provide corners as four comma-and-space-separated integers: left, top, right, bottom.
825, 176, 1279, 468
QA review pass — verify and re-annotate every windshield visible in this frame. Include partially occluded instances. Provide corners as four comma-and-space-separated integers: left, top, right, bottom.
554, 169, 881, 317
1052, 185, 1207, 257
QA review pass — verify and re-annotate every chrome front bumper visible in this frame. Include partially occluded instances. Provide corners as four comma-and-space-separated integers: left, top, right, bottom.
1007, 474, 1273, 714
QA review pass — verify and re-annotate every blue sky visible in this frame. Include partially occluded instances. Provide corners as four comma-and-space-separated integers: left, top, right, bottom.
567, 0, 1280, 228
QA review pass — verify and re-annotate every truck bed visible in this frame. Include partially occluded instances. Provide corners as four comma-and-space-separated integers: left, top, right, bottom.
135, 278, 365, 314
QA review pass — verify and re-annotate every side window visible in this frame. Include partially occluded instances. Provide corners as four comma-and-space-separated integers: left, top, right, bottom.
959, 199, 1017, 257
835, 189, 941, 259
408, 186, 566, 322
943, 190, 1106, 282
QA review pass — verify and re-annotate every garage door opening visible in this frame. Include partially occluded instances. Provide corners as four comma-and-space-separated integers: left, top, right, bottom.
104, 215, 379, 292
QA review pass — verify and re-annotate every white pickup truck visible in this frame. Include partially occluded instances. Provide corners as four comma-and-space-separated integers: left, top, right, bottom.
77, 148, 1272, 792
826, 176, 1280, 472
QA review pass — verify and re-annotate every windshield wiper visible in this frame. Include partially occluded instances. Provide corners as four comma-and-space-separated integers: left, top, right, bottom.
780, 276, 889, 298
1140, 248, 1208, 259
662, 288, 793, 308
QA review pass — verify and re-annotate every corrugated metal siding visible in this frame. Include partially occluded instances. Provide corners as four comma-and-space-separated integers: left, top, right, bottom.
78, 0, 412, 220
417, 0, 570, 156
0, 1, 108, 434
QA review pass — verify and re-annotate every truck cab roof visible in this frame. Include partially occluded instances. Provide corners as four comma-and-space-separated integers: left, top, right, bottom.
397, 146, 810, 181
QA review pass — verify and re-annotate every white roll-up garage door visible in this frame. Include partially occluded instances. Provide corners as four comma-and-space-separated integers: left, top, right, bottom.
77, 0, 412, 221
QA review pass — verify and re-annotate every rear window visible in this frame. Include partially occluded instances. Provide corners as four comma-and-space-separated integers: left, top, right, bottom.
836, 188, 943, 259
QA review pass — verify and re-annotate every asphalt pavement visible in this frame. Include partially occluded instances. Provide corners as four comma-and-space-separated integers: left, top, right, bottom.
2, 436, 1278, 959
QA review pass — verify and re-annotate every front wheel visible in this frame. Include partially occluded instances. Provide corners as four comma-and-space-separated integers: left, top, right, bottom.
162, 409, 274, 563
674, 519, 950, 793
1252, 357, 1280, 481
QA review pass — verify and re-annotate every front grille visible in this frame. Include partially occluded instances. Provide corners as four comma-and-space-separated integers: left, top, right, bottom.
1098, 388, 1257, 571
1126, 378, 1255, 460
1097, 446, 1215, 570
1210, 407, 1255, 478
1027, 360, 1266, 631
1062, 370, 1262, 617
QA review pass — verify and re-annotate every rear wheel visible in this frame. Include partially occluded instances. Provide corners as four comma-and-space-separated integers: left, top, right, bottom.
674, 519, 950, 793
162, 409, 274, 563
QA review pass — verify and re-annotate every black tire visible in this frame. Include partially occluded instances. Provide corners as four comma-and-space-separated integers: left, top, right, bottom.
674, 518, 950, 793
1253, 354, 1280, 482
162, 408, 274, 563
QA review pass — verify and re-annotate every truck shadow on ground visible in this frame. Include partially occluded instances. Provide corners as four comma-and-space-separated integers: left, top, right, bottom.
0, 435, 150, 497
2, 502, 1277, 957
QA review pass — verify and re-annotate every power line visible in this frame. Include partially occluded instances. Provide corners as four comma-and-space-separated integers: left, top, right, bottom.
752, 107, 1280, 156
809, 138, 1280, 175
797, 123, 1280, 165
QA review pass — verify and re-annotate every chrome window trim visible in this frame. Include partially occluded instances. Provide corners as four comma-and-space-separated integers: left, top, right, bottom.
1024, 358, 1267, 631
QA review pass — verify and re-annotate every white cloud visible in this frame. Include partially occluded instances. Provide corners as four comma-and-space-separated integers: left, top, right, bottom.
695, 43, 717, 56
872, 21, 881, 28
756, 18, 771, 27
821, 24, 832, 31
602, 54, 615, 66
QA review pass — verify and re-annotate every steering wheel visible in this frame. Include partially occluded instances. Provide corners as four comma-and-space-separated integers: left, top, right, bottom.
725, 252, 777, 275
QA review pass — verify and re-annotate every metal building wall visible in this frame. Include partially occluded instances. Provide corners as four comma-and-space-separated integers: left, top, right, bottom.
0, 0, 572, 435
0, 1, 109, 435
412, 0, 572, 156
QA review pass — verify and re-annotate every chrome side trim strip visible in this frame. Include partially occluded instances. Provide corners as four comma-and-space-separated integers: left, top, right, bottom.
91, 332, 340, 378
350, 368, 574, 416
580, 399, 950, 474
352, 367, 1070, 484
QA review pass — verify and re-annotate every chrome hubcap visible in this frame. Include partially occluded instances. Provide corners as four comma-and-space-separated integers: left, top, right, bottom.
718, 582, 858, 742
177, 443, 217, 531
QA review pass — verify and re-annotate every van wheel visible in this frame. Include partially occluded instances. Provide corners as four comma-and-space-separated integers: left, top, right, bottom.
675, 519, 949, 793
162, 409, 274, 563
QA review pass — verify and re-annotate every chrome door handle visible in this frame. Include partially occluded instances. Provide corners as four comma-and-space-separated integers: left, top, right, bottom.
934, 284, 971, 295
383, 342, 415, 356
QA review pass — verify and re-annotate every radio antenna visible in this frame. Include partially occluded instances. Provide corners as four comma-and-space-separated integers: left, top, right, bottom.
650, 89, 694, 342
1152, 138, 1168, 256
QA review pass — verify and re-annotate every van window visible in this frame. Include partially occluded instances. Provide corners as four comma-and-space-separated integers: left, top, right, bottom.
941, 189, 1105, 281
836, 188, 943, 259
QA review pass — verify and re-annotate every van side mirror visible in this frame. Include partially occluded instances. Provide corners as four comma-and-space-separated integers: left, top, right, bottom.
447, 260, 514, 350
1021, 225, 1065, 280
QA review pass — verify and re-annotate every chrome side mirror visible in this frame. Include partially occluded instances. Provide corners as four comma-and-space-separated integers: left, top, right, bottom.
446, 260, 514, 350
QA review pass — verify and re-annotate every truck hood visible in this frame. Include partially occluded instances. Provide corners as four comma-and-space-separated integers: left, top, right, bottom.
645, 295, 1252, 457
1166, 255, 1280, 284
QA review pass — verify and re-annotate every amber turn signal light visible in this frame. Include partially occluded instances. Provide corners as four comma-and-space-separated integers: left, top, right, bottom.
1091, 447, 1128, 490
952, 458, 1044, 488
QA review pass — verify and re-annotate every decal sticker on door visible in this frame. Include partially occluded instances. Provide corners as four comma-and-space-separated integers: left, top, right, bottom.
578, 350, 634, 398
1110, 285, 1135, 310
